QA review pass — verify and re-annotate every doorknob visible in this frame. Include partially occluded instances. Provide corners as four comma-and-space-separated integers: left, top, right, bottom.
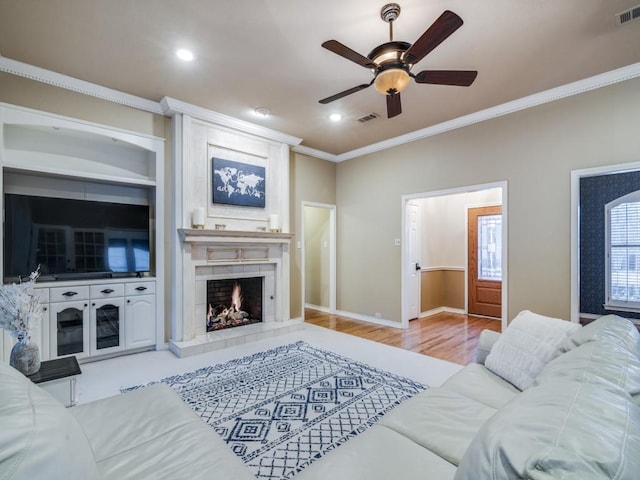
415, 263, 421, 271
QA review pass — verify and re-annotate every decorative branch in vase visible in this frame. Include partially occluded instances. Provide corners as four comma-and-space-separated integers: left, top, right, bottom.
0, 265, 45, 375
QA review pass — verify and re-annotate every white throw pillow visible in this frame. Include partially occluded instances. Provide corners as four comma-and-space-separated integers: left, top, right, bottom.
485, 310, 581, 390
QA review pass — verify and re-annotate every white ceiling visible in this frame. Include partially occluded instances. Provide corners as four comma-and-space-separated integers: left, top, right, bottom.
1, 0, 639, 155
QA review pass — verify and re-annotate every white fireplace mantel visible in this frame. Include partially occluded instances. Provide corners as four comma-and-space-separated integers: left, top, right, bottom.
170, 228, 299, 357
179, 228, 294, 245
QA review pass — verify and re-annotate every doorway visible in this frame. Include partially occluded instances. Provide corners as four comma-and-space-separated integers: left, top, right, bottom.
301, 202, 336, 317
401, 182, 508, 331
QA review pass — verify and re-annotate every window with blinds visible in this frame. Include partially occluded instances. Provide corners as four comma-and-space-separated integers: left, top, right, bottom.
606, 190, 640, 309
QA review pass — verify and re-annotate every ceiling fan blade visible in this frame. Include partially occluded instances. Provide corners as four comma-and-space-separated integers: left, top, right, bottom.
404, 10, 463, 65
415, 70, 478, 86
386, 93, 402, 118
322, 40, 376, 69
319, 82, 372, 104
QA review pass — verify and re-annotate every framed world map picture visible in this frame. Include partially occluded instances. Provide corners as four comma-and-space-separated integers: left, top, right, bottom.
212, 157, 266, 208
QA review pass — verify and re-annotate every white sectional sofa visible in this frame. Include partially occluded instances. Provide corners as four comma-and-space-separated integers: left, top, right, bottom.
0, 366, 254, 479
2, 313, 639, 479
296, 313, 640, 479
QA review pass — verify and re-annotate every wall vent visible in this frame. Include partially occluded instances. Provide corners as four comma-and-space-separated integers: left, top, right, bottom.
357, 112, 380, 123
617, 5, 640, 25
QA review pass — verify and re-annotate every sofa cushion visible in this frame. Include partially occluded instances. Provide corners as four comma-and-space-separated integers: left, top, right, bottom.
485, 310, 581, 390
442, 363, 520, 410
535, 337, 640, 400
293, 424, 457, 480
562, 314, 640, 356
0, 360, 100, 480
378, 387, 497, 466
455, 379, 640, 480
70, 383, 254, 480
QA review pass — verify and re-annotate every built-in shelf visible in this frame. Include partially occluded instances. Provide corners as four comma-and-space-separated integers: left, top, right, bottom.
0, 102, 166, 363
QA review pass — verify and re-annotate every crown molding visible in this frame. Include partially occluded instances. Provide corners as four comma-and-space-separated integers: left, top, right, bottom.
0, 55, 164, 115
334, 62, 640, 162
160, 97, 303, 146
291, 145, 339, 162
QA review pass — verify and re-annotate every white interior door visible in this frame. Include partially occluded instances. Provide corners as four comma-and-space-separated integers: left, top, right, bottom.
406, 202, 421, 320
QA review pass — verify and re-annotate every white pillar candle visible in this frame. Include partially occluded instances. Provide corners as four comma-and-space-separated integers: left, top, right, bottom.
192, 207, 205, 227
269, 213, 280, 230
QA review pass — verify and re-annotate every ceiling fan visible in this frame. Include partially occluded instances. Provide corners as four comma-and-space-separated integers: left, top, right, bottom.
319, 3, 477, 119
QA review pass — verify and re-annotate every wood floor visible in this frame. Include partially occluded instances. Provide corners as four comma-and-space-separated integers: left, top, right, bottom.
305, 310, 502, 365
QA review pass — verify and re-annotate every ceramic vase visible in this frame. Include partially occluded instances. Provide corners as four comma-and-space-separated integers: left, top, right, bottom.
10, 337, 41, 375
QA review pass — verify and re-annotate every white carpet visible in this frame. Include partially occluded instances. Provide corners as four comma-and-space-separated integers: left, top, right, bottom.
123, 341, 427, 479
76, 323, 462, 405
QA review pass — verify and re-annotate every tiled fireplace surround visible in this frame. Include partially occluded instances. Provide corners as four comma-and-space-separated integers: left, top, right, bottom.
169, 229, 301, 357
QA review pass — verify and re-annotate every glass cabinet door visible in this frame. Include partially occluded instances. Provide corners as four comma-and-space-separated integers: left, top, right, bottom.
50, 301, 89, 358
95, 303, 120, 350
91, 298, 125, 355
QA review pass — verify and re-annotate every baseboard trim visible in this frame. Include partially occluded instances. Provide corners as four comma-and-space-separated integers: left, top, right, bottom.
334, 310, 405, 329
420, 266, 465, 272
419, 307, 466, 318
304, 303, 333, 314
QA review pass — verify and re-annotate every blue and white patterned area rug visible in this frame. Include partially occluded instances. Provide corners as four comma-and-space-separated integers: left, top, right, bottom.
124, 341, 426, 479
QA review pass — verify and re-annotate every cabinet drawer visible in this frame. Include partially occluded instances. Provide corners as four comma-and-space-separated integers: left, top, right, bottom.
90, 283, 125, 298
49, 286, 90, 303
125, 281, 156, 296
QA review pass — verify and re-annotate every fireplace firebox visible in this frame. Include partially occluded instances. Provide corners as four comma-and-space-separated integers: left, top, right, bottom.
206, 277, 263, 332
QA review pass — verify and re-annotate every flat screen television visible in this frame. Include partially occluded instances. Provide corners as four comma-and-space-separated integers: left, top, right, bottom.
3, 193, 151, 282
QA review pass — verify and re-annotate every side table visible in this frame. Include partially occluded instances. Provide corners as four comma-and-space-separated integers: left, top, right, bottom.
27, 356, 82, 407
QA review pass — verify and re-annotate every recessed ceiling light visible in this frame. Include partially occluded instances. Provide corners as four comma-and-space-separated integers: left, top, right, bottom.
329, 113, 343, 122
176, 49, 194, 61
254, 107, 271, 118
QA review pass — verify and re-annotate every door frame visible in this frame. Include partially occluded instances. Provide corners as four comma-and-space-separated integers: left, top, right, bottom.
401, 181, 508, 331
467, 204, 503, 318
301, 201, 337, 318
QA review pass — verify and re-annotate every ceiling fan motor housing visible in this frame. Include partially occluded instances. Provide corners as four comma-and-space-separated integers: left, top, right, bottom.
368, 41, 411, 95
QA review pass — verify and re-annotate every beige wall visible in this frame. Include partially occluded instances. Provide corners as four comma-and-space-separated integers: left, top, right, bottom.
337, 77, 640, 323
289, 152, 337, 318
420, 270, 465, 313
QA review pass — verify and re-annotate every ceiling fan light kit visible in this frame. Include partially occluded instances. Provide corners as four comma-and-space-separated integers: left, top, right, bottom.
374, 68, 410, 95
320, 3, 478, 119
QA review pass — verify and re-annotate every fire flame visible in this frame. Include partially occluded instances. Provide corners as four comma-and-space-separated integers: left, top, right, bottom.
231, 283, 242, 312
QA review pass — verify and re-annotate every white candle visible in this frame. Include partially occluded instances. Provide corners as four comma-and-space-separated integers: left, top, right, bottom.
192, 207, 205, 227
269, 213, 280, 230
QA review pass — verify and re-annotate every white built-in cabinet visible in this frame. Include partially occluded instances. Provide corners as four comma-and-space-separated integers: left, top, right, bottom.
0, 103, 165, 363
46, 280, 155, 361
